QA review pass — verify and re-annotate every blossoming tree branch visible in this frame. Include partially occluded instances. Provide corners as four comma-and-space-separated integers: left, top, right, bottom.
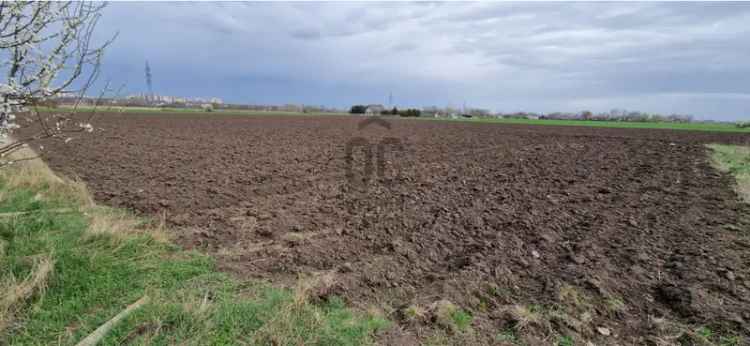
0, 1, 115, 167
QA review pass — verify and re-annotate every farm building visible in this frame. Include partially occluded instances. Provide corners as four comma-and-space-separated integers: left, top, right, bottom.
365, 104, 385, 116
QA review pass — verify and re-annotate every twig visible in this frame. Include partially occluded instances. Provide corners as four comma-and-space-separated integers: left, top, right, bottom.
75, 296, 149, 346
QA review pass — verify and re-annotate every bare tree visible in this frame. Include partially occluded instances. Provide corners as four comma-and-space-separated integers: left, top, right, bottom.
0, 1, 115, 167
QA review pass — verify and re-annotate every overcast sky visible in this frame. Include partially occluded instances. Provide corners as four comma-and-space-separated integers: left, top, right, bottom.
93, 2, 750, 121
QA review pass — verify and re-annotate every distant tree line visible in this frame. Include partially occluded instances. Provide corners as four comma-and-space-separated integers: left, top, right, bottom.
391, 107, 421, 117
349, 105, 421, 117
539, 109, 694, 123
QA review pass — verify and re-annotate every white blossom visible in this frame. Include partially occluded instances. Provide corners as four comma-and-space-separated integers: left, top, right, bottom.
1, 2, 113, 165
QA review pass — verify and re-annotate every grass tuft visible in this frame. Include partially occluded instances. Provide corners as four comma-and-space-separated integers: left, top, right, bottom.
0, 256, 54, 333
707, 144, 750, 202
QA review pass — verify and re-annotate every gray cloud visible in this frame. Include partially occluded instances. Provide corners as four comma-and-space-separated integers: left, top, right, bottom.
290, 28, 321, 40
90, 2, 750, 120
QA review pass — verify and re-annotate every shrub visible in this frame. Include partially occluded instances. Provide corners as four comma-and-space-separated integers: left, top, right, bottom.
398, 108, 421, 117
349, 105, 366, 114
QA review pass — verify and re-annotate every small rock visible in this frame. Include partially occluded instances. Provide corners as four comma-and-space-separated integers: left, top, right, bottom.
725, 271, 736, 281
597, 326, 611, 336
172, 213, 190, 225
570, 254, 586, 264
585, 278, 608, 296
338, 262, 354, 273
636, 252, 650, 262
531, 250, 541, 259
281, 232, 306, 245
538, 232, 555, 243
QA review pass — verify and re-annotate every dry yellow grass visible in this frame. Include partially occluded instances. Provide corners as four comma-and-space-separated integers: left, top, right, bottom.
249, 271, 338, 345
2, 143, 169, 244
507, 305, 543, 332
0, 256, 55, 333
0, 145, 92, 207
83, 207, 170, 244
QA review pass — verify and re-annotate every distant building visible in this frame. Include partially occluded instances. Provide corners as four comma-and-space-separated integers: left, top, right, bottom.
125, 94, 223, 105
365, 104, 385, 116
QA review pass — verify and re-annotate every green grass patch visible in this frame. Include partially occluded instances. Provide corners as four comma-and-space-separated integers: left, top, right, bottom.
556, 335, 574, 346
418, 116, 750, 133
494, 330, 518, 343
450, 309, 473, 332
0, 158, 387, 345
689, 326, 743, 346
707, 144, 750, 202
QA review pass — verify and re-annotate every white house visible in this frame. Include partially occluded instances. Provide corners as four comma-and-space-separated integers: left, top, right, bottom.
365, 104, 385, 116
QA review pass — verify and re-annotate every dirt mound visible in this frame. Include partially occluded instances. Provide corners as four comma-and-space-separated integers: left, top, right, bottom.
34, 114, 750, 344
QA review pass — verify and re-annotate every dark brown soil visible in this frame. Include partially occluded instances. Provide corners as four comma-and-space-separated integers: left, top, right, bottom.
34, 113, 750, 344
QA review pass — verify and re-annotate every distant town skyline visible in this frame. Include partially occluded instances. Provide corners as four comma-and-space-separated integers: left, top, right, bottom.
89, 2, 750, 121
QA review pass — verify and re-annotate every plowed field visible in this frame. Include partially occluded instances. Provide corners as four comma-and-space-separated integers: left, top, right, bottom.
36, 113, 750, 344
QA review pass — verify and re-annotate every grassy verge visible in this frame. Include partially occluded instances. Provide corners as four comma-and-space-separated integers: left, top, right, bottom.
707, 144, 750, 202
416, 116, 750, 133
0, 148, 387, 345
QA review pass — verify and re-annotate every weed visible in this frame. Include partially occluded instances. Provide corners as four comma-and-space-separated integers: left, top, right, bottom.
495, 329, 518, 343
557, 335, 574, 346
605, 297, 627, 316
719, 335, 742, 346
450, 309, 473, 332
696, 326, 713, 339
402, 305, 426, 321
